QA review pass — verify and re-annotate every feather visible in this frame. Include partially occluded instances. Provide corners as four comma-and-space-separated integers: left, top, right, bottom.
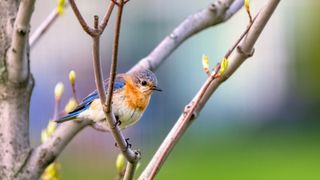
55, 75, 126, 123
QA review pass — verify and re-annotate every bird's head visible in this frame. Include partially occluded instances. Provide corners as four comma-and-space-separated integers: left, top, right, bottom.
132, 69, 161, 95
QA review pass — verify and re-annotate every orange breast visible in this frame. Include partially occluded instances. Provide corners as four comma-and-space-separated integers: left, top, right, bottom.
123, 76, 150, 111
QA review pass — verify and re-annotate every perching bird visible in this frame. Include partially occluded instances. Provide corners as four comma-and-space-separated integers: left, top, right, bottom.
55, 69, 161, 130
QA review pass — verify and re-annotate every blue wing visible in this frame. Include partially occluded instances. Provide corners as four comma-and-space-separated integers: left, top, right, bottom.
55, 76, 125, 123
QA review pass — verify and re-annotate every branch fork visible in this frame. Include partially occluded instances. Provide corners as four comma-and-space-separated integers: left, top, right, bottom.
70, 0, 140, 178
237, 46, 255, 58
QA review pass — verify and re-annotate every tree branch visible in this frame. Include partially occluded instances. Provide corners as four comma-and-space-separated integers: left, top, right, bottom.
92, 15, 107, 103
99, 2, 116, 31
129, 0, 243, 73
74, 0, 140, 177
105, 0, 123, 112
138, 0, 280, 179
224, 0, 244, 20
30, 2, 69, 49
124, 161, 137, 180
69, 0, 96, 36
103, 1, 140, 178
18, 120, 92, 179
6, 0, 35, 83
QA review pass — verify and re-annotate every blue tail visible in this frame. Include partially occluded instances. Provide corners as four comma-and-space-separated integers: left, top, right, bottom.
55, 103, 91, 123
55, 111, 81, 123
55, 75, 125, 123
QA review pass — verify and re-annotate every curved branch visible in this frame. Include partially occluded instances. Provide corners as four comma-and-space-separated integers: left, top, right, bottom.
30, 2, 70, 48
69, 0, 96, 36
99, 2, 116, 31
224, 0, 244, 20
16, 120, 91, 179
129, 0, 243, 73
138, 0, 280, 179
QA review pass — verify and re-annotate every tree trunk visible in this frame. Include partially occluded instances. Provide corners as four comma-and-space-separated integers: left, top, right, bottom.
0, 0, 34, 179
0, 79, 34, 179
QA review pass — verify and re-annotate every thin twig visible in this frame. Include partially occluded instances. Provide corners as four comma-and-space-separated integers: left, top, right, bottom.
69, 0, 96, 36
105, 2, 141, 179
224, 13, 259, 59
105, 0, 124, 112
90, 14, 139, 162
30, 2, 69, 48
70, 0, 140, 173
138, 0, 280, 179
99, 1, 116, 31
123, 162, 137, 180
92, 16, 107, 102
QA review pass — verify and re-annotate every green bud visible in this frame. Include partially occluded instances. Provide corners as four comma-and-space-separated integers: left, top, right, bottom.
116, 153, 126, 173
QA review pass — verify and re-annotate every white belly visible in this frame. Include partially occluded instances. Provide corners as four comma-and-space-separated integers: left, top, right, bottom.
78, 95, 144, 131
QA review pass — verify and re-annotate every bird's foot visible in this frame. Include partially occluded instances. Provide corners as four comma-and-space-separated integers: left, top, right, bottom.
114, 138, 132, 149
125, 138, 132, 149
112, 117, 122, 128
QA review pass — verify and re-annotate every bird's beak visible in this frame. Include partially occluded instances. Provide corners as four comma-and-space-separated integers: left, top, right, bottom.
152, 86, 162, 92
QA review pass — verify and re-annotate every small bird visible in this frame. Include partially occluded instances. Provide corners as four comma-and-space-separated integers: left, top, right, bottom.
55, 69, 161, 131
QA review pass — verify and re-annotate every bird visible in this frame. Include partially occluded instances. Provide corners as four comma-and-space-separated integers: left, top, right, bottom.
55, 68, 161, 131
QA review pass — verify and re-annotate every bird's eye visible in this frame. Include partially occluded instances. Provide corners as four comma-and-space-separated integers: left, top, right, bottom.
141, 80, 147, 86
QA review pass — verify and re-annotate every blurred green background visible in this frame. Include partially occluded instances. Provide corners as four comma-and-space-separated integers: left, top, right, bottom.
29, 0, 320, 179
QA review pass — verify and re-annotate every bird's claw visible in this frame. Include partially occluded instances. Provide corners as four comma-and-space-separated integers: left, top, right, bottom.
125, 138, 132, 149
114, 138, 132, 150
113, 119, 122, 128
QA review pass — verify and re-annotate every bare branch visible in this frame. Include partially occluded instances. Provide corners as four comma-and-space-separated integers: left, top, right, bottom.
6, 0, 35, 83
18, 120, 92, 179
15, 1, 117, 178
224, 14, 258, 59
103, 0, 141, 167
124, 161, 137, 180
89, 12, 139, 162
99, 1, 116, 31
129, 0, 243, 73
224, 0, 244, 20
70, 0, 140, 170
105, 0, 124, 112
30, 2, 69, 48
92, 15, 107, 103
138, 0, 280, 179
69, 0, 96, 36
